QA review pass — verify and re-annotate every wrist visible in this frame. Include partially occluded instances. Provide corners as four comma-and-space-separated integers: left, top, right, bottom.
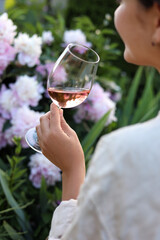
62, 163, 85, 201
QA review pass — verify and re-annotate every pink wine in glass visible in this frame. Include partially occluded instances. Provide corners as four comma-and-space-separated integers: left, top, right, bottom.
48, 87, 90, 108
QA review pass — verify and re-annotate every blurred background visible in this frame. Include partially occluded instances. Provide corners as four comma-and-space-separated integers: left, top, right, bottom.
0, 0, 160, 239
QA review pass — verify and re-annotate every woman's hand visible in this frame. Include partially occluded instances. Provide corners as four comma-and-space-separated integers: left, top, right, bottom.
36, 103, 85, 200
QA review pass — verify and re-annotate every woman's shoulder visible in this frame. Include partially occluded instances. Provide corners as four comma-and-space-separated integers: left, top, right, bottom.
80, 115, 160, 200
98, 115, 160, 155
87, 115, 160, 179
78, 116, 160, 240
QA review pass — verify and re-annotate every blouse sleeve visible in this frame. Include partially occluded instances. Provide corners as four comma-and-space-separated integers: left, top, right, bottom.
48, 199, 77, 240
48, 196, 108, 240
61, 197, 108, 240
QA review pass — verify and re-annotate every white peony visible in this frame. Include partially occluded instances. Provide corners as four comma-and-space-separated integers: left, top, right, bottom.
0, 88, 18, 112
12, 75, 44, 106
14, 33, 42, 67
0, 13, 17, 44
42, 31, 54, 45
63, 29, 92, 48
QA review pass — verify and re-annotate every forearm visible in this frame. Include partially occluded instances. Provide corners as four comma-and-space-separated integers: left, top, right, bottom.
62, 162, 86, 201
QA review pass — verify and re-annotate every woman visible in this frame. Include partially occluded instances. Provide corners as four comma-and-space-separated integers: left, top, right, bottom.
36, 0, 160, 239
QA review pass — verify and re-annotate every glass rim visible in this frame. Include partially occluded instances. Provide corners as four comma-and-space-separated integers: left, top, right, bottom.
67, 43, 100, 64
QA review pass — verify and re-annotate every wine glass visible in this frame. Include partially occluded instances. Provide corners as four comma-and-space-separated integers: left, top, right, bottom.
25, 43, 100, 153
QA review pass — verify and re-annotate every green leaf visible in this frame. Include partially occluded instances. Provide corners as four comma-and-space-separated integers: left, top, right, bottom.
0, 158, 7, 171
55, 187, 62, 201
85, 147, 94, 168
139, 92, 160, 122
3, 221, 25, 240
101, 29, 116, 35
82, 111, 110, 155
57, 12, 65, 33
7, 156, 14, 169
0, 207, 20, 215
0, 169, 33, 240
12, 179, 26, 192
119, 66, 143, 126
8, 8, 27, 21
131, 67, 155, 124
2, 120, 12, 132
0, 200, 34, 215
73, 16, 95, 32
44, 15, 56, 25
13, 156, 25, 164
40, 176, 48, 215
24, 23, 36, 34
12, 137, 22, 155
12, 169, 27, 181
36, 22, 43, 34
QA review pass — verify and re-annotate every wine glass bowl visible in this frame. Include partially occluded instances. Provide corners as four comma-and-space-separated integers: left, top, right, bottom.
25, 43, 100, 153
47, 43, 100, 108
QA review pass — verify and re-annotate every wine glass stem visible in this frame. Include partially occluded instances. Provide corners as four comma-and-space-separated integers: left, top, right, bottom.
57, 104, 61, 109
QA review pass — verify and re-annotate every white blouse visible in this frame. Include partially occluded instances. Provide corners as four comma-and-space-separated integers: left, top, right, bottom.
48, 114, 160, 240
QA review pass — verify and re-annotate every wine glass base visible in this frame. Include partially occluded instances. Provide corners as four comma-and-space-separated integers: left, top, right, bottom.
25, 128, 42, 153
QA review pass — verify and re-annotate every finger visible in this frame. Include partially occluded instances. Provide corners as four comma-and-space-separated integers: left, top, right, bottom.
36, 125, 42, 143
39, 112, 50, 134
60, 109, 74, 137
50, 103, 61, 132
36, 124, 45, 150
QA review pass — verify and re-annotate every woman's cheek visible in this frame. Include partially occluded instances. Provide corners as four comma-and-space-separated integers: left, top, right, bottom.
114, 5, 129, 44
114, 7, 123, 35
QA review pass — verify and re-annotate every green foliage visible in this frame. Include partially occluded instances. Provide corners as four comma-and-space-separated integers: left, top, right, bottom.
0, 139, 57, 240
0, 139, 32, 239
66, 0, 138, 77
66, 0, 117, 27
118, 66, 160, 127
118, 66, 143, 126
6, 0, 47, 33
3, 221, 25, 240
82, 111, 111, 166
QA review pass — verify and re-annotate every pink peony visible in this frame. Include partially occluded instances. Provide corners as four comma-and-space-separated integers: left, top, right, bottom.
45, 62, 55, 75
36, 62, 54, 77
0, 84, 19, 119
50, 64, 68, 85
0, 41, 16, 75
36, 64, 47, 77
36, 62, 67, 85
74, 83, 117, 126
0, 13, 16, 75
5, 106, 44, 148
29, 153, 61, 188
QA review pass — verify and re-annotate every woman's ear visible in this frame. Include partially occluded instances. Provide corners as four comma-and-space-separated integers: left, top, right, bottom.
152, 3, 160, 45
152, 27, 160, 45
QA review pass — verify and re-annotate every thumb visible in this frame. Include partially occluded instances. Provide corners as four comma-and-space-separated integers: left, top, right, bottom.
60, 110, 73, 136
50, 103, 61, 131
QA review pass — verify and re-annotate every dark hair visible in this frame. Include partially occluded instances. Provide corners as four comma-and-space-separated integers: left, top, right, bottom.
139, 0, 160, 8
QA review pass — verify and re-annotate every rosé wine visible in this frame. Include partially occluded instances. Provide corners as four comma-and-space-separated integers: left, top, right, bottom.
48, 87, 90, 108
